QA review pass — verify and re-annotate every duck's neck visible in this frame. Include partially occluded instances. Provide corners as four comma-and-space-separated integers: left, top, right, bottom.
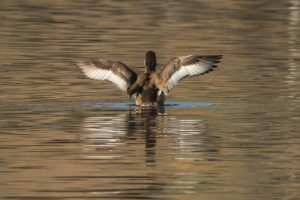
144, 51, 157, 73
145, 66, 156, 73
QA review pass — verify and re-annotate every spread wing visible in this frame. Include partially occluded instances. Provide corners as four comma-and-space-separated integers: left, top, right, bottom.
158, 55, 222, 94
75, 59, 137, 93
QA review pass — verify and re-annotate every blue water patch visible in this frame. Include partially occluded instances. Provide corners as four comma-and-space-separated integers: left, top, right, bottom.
82, 102, 218, 109
6, 102, 218, 111
164, 102, 218, 107
105, 103, 136, 108
82, 102, 135, 108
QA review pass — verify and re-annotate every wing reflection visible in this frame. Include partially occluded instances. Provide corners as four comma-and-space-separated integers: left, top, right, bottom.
83, 115, 128, 147
80, 108, 209, 165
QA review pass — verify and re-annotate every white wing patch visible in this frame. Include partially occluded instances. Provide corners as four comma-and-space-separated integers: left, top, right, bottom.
167, 61, 214, 90
168, 67, 188, 90
78, 62, 128, 92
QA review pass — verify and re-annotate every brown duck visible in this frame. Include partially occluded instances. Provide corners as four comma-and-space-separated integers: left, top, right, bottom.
76, 51, 222, 106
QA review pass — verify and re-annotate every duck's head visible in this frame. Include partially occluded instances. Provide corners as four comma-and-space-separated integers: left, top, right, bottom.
144, 51, 157, 72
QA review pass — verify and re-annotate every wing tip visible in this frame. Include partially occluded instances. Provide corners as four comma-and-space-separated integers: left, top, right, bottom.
207, 55, 223, 62
73, 59, 86, 68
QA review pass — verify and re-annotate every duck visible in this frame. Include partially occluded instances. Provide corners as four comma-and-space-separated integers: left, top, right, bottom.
75, 51, 222, 106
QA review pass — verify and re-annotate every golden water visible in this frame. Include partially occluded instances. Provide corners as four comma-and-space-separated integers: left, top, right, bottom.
0, 0, 299, 199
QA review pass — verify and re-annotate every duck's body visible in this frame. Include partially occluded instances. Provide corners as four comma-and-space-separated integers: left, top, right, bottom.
131, 72, 165, 106
76, 51, 222, 106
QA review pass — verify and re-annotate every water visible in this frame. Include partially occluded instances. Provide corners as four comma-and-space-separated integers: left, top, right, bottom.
1, 0, 300, 199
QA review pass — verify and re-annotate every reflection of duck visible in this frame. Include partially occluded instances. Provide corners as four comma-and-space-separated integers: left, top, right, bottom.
76, 51, 222, 106
81, 109, 206, 163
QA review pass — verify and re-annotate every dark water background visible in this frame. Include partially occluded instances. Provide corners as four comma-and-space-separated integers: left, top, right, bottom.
0, 0, 300, 199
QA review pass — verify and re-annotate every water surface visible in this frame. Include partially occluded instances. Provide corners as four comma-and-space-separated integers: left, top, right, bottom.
1, 0, 300, 199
